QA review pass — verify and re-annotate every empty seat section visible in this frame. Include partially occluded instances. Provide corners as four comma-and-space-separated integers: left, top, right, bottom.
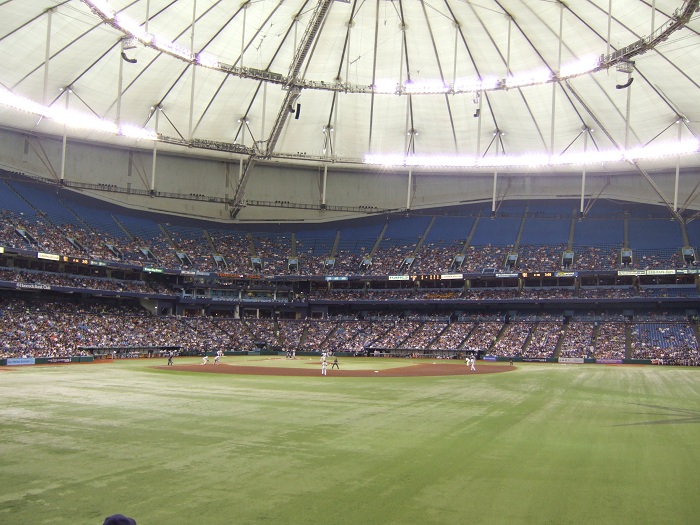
7, 180, 79, 226
469, 215, 520, 247
0, 180, 44, 214
573, 216, 622, 246
628, 218, 682, 249
424, 215, 474, 243
520, 217, 570, 245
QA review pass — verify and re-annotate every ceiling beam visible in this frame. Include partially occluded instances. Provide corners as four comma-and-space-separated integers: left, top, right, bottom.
266, 0, 334, 156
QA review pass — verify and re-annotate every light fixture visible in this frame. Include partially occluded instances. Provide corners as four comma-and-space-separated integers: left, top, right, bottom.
363, 139, 699, 169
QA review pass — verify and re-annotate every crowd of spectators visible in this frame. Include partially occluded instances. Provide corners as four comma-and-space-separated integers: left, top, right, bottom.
631, 322, 700, 364
0, 267, 170, 295
517, 244, 569, 271
491, 322, 531, 357
593, 323, 626, 360
2, 262, 695, 304
310, 285, 696, 302
2, 295, 698, 363
521, 322, 563, 359
429, 321, 475, 350
2, 207, 698, 278
559, 323, 595, 358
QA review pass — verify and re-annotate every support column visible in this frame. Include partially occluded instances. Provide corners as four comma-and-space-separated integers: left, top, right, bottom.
188, 0, 198, 141
491, 170, 498, 215
580, 129, 588, 215
240, 2, 248, 68
624, 80, 632, 150
674, 119, 682, 211
491, 135, 499, 215
145, 0, 151, 32
406, 168, 412, 210
550, 3, 563, 155
150, 107, 160, 192
606, 0, 612, 57
116, 40, 124, 124
60, 89, 69, 183
43, 9, 53, 105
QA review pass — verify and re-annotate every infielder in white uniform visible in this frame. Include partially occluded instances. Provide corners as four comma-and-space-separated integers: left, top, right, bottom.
202, 355, 208, 365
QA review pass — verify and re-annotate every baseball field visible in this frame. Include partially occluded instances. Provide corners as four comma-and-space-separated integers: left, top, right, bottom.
2, 356, 700, 525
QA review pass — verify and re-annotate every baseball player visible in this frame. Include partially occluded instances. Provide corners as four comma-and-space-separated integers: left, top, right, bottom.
331, 357, 339, 369
214, 350, 223, 364
470, 355, 476, 371
167, 351, 174, 366
202, 354, 208, 365
321, 355, 327, 376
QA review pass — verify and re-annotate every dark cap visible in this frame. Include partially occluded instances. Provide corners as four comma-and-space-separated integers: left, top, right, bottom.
103, 514, 137, 525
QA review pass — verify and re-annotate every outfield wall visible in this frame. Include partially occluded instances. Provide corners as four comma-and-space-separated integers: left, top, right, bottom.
2, 356, 94, 366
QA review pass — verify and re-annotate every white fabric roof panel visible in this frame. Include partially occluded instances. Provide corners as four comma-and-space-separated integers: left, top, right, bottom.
0, 0, 697, 170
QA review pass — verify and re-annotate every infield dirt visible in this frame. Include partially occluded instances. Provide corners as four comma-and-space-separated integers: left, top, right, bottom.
158, 361, 514, 377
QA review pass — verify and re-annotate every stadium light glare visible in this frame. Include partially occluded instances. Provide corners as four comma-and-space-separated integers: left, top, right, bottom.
373, 80, 398, 94
120, 124, 157, 141
364, 140, 699, 169
88, 0, 115, 18
624, 139, 699, 161
0, 90, 157, 141
115, 13, 151, 44
505, 68, 553, 89
81, 0, 696, 100
197, 52, 219, 69
559, 56, 599, 79
404, 80, 450, 94
153, 35, 193, 61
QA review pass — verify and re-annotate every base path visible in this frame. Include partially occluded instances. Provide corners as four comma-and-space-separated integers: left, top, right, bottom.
158, 362, 513, 377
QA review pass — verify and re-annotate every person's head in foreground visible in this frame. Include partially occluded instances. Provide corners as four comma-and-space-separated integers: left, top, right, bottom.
103, 514, 137, 525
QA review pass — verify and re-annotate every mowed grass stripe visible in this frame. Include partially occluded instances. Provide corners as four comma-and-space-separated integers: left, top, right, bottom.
1, 360, 700, 524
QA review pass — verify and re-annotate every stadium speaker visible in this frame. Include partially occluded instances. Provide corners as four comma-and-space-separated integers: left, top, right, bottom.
120, 51, 137, 64
616, 77, 634, 89
295, 103, 301, 120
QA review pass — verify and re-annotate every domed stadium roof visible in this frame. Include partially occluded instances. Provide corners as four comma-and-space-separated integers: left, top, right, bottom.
1, 0, 699, 170
1, 0, 700, 223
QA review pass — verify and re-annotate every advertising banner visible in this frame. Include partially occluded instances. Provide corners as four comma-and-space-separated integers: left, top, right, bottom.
7, 357, 35, 366
46, 357, 72, 364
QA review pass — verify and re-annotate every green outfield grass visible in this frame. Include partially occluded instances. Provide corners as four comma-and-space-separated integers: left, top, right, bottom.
2, 357, 700, 525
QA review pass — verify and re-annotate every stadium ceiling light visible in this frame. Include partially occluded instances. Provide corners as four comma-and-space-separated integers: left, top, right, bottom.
80, 0, 699, 96
87, 0, 115, 18
364, 140, 699, 169
115, 13, 152, 44
0, 90, 157, 141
